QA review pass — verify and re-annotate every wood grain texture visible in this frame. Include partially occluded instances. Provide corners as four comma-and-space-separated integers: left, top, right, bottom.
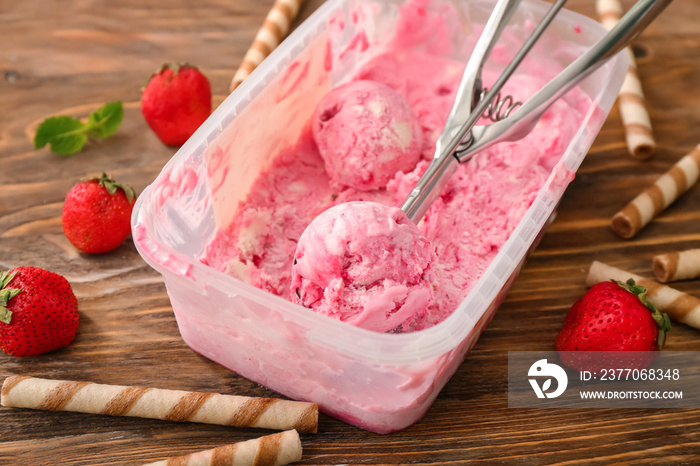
1, 0, 700, 464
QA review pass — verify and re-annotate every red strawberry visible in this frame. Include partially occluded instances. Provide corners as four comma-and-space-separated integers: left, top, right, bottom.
0, 267, 79, 357
141, 63, 211, 146
555, 279, 671, 372
62, 173, 136, 254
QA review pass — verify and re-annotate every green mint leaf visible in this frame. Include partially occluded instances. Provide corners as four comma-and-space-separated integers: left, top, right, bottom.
34, 116, 88, 156
34, 101, 124, 156
86, 101, 123, 139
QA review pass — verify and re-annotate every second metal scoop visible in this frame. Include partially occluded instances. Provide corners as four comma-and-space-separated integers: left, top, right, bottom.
401, 0, 672, 223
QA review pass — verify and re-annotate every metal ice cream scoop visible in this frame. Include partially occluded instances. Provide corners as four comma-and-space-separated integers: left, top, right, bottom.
400, 0, 672, 224
292, 0, 671, 314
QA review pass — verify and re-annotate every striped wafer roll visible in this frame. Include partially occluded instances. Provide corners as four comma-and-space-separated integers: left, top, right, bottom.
142, 430, 302, 466
229, 0, 306, 93
611, 144, 700, 238
586, 261, 700, 330
653, 249, 700, 283
0, 376, 318, 433
596, 0, 655, 159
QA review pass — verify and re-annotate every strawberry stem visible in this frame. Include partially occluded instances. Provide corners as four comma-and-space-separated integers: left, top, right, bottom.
141, 62, 197, 90
0, 271, 21, 325
615, 279, 671, 350
0, 271, 16, 288
91, 173, 136, 203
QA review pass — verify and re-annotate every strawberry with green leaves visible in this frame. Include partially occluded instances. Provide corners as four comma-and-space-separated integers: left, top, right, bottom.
556, 279, 671, 372
62, 173, 136, 254
0, 267, 79, 357
141, 63, 211, 146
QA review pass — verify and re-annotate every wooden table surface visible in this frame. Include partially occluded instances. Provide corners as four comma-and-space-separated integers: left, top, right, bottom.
2, 0, 700, 464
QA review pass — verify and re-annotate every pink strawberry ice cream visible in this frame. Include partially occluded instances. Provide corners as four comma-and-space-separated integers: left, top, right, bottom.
202, 51, 591, 334
291, 201, 436, 333
201, 0, 594, 333
312, 80, 423, 191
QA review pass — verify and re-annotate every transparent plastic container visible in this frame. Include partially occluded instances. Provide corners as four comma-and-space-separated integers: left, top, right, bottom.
132, 0, 627, 433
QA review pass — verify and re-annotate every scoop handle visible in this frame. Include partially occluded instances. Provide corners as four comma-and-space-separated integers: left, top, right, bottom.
400, 0, 520, 224
402, 0, 567, 223
456, 0, 673, 162
439, 0, 524, 157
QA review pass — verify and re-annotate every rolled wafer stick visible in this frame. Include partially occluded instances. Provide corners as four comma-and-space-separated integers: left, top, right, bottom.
586, 260, 700, 330
653, 249, 700, 283
596, 0, 655, 159
0, 376, 318, 433
611, 144, 700, 239
229, 0, 306, 93
142, 430, 302, 466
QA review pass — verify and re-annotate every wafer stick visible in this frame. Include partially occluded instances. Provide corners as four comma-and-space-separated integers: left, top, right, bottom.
0, 376, 318, 433
586, 261, 700, 329
142, 430, 302, 466
653, 249, 700, 283
611, 144, 700, 238
596, 0, 655, 159
229, 0, 306, 93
